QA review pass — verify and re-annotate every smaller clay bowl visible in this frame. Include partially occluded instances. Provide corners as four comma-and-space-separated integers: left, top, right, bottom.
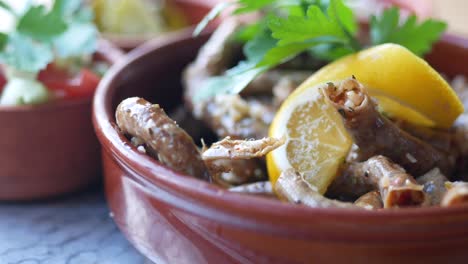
101, 0, 214, 51
0, 40, 123, 201
94, 30, 468, 263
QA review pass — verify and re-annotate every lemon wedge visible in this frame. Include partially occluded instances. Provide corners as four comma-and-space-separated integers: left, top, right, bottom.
267, 81, 353, 194
93, 0, 167, 35
267, 43, 464, 192
298, 43, 463, 128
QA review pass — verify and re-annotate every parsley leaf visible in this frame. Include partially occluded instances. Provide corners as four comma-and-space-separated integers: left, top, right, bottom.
234, 0, 276, 14
195, 0, 358, 102
74, 7, 94, 23
259, 42, 316, 67
52, 0, 82, 16
327, 0, 358, 37
53, 23, 97, 58
370, 7, 399, 45
0, 32, 7, 50
194, 0, 279, 37
195, 30, 276, 101
235, 22, 263, 42
244, 30, 278, 62
268, 0, 359, 49
0, 0, 98, 73
256, 0, 359, 80
193, 1, 233, 37
0, 33, 53, 73
0, 0, 14, 13
194, 67, 266, 101
268, 3, 354, 46
52, 0, 97, 58
308, 43, 354, 61
194, 0, 447, 101
17, 5, 67, 42
370, 7, 447, 56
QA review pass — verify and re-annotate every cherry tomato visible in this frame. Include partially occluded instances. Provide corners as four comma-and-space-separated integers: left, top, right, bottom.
0, 70, 6, 93
64, 69, 101, 98
38, 64, 101, 100
37, 63, 70, 83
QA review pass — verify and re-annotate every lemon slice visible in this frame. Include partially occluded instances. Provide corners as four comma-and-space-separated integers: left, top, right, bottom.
267, 82, 353, 194
267, 44, 464, 192
297, 43, 463, 128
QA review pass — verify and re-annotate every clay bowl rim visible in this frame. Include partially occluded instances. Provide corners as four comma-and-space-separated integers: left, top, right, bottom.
93, 28, 468, 225
0, 39, 124, 113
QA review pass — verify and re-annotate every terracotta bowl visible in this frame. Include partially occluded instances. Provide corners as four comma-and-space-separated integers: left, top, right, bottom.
0, 40, 123, 201
101, 0, 214, 51
93, 30, 468, 263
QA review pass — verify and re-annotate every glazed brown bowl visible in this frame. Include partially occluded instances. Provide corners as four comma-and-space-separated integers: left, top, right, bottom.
100, 0, 214, 51
93, 30, 468, 263
0, 40, 123, 201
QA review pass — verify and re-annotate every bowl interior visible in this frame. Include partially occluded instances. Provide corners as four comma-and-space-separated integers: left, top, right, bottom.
95, 31, 468, 222
108, 33, 207, 115
105, 33, 468, 123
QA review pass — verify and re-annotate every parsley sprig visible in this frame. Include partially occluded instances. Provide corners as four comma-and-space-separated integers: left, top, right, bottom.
0, 0, 98, 74
194, 0, 447, 101
370, 7, 447, 56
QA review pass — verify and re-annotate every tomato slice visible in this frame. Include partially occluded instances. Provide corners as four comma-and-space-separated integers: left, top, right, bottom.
38, 64, 101, 100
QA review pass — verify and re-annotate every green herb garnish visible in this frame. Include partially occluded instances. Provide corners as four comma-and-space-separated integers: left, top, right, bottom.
194, 0, 447, 101
370, 7, 447, 56
0, 0, 98, 74
0, 0, 98, 106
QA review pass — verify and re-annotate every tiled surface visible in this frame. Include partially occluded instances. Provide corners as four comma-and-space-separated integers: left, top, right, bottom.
0, 190, 147, 264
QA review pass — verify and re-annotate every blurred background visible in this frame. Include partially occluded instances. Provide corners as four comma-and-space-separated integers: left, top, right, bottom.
0, 0, 466, 49
433, 0, 467, 37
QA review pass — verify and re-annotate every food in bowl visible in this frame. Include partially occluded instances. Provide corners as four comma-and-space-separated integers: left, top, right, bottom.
0, 0, 107, 106
91, 0, 187, 37
113, 0, 468, 209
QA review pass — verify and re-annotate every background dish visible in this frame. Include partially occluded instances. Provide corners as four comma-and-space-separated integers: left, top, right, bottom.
0, 40, 123, 201
99, 0, 214, 51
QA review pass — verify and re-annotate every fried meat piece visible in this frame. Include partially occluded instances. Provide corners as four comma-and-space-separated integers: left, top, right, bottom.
323, 77, 452, 176
116, 97, 210, 181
